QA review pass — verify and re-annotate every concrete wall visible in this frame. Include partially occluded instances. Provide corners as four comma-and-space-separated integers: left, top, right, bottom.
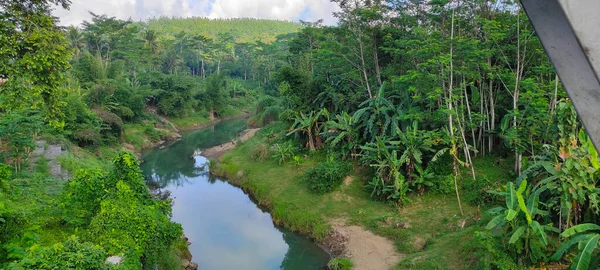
559, 0, 600, 79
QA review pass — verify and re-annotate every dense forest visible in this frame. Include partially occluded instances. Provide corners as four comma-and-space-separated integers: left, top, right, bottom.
1, 0, 600, 269
0, 0, 296, 268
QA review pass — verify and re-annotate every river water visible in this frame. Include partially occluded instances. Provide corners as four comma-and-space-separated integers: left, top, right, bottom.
140, 118, 330, 270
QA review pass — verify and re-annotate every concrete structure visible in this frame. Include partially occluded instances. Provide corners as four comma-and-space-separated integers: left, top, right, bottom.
521, 0, 600, 149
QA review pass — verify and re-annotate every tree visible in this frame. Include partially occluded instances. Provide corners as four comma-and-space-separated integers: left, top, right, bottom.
0, 0, 73, 127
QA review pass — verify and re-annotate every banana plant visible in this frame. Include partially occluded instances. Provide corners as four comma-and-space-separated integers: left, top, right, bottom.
324, 112, 359, 159
388, 121, 438, 183
287, 108, 329, 151
486, 180, 555, 263
552, 224, 600, 270
531, 130, 600, 229
410, 163, 434, 195
361, 136, 410, 205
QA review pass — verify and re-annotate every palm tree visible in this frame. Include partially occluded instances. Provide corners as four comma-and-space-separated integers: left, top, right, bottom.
67, 26, 86, 58
144, 30, 159, 54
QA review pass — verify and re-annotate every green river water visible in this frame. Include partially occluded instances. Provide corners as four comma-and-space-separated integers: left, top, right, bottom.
140, 118, 330, 270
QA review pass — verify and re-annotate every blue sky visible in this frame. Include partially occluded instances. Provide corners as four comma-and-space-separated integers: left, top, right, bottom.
53, 0, 339, 26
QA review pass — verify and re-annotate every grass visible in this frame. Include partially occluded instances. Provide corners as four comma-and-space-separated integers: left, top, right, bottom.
213, 124, 498, 269
167, 105, 248, 130
57, 145, 116, 173
168, 111, 211, 130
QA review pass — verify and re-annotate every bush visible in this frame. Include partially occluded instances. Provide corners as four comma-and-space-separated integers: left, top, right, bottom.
303, 158, 350, 194
249, 143, 270, 161
463, 176, 503, 206
461, 231, 519, 270
143, 124, 161, 142
0, 163, 11, 184
328, 257, 353, 270
272, 141, 296, 165
429, 174, 454, 194
8, 236, 109, 270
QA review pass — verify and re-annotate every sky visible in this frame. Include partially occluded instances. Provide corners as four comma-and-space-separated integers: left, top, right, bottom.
52, 0, 339, 26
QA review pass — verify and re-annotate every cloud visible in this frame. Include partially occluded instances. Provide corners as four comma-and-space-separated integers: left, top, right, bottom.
52, 0, 338, 26
209, 0, 339, 25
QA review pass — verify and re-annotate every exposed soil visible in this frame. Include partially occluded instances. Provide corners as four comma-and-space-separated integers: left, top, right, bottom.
327, 219, 403, 270
200, 128, 261, 158
343, 176, 355, 186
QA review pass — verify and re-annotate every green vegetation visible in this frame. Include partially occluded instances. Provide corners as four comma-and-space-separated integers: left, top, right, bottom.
1, 0, 600, 268
0, 0, 295, 268
302, 156, 351, 194
146, 17, 302, 43
216, 1, 598, 269
328, 257, 353, 270
214, 125, 484, 269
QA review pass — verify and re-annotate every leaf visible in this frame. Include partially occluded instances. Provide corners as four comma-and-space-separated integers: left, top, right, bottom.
509, 226, 526, 244
531, 221, 548, 246
588, 141, 600, 169
570, 234, 600, 270
506, 209, 518, 221
551, 234, 592, 260
540, 161, 557, 174
486, 215, 504, 230
562, 224, 600, 238
506, 182, 517, 210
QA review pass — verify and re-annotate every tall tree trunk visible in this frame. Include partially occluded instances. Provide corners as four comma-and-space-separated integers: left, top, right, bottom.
358, 32, 372, 98
448, 7, 464, 216
463, 80, 477, 156
489, 78, 495, 154
373, 41, 382, 86
551, 74, 559, 114
513, 10, 525, 175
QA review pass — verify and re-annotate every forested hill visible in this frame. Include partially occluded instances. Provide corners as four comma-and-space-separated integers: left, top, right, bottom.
145, 17, 303, 43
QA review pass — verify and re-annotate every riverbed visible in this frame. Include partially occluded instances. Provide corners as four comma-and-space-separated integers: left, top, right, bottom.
140, 118, 330, 269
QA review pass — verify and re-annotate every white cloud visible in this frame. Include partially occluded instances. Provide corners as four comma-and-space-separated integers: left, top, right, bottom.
52, 0, 338, 26
209, 0, 339, 25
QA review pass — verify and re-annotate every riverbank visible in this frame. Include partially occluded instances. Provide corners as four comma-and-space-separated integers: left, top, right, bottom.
210, 123, 495, 269
122, 112, 251, 157
51, 115, 255, 269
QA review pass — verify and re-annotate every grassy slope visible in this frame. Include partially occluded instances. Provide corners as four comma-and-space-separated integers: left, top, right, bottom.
146, 17, 303, 43
213, 124, 514, 269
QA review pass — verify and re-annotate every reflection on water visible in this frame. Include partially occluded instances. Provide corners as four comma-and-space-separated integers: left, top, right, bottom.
141, 119, 330, 270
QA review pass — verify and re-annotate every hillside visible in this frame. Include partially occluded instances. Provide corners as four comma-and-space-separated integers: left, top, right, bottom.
145, 17, 303, 43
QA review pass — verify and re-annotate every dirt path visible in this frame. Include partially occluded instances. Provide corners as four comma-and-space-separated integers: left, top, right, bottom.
328, 219, 403, 270
200, 128, 261, 158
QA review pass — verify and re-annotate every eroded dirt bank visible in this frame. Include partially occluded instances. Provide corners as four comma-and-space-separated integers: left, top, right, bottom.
200, 128, 261, 158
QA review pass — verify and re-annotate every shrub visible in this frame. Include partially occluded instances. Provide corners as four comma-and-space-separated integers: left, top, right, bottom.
272, 141, 296, 165
8, 236, 109, 270
249, 143, 270, 162
463, 176, 503, 206
303, 158, 350, 194
328, 257, 353, 270
260, 106, 280, 126
461, 231, 519, 270
73, 128, 100, 146
87, 181, 182, 269
0, 163, 11, 184
143, 124, 161, 142
429, 174, 454, 194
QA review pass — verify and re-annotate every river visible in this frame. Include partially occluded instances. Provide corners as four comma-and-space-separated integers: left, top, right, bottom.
140, 118, 330, 270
